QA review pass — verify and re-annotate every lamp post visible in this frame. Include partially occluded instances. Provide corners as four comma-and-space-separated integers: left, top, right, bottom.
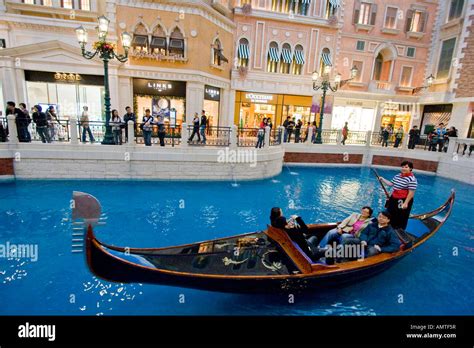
75, 17, 132, 145
312, 65, 358, 144
412, 74, 434, 95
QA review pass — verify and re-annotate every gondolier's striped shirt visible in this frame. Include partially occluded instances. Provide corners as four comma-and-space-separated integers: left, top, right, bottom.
392, 173, 418, 191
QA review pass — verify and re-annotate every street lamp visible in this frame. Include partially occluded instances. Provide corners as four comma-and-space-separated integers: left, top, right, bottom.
75, 16, 131, 145
412, 74, 435, 95
312, 65, 358, 144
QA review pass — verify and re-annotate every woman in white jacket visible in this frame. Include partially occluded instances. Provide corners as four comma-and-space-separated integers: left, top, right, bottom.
110, 109, 122, 145
318, 206, 374, 248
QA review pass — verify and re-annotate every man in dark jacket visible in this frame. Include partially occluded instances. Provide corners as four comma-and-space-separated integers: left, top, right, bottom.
123, 106, 136, 142
200, 110, 207, 144
357, 211, 401, 257
32, 105, 51, 143
6, 101, 29, 142
408, 126, 420, 149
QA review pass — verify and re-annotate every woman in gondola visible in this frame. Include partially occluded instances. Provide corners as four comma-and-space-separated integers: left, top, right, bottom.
378, 161, 418, 230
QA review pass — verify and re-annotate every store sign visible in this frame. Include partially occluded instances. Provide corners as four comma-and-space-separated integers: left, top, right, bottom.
25, 70, 103, 85
133, 78, 186, 97
204, 85, 220, 101
244, 93, 275, 104
148, 82, 172, 92
54, 72, 82, 82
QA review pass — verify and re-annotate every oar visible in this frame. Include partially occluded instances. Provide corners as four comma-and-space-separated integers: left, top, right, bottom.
371, 168, 390, 199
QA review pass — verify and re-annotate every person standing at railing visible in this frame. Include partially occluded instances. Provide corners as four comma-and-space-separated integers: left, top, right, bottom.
408, 126, 420, 149
110, 109, 123, 145
393, 126, 404, 148
0, 111, 7, 142
80, 106, 95, 144
46, 105, 60, 142
341, 122, 349, 145
311, 121, 317, 143
32, 105, 51, 143
141, 109, 154, 146
381, 125, 391, 147
433, 123, 447, 152
123, 106, 137, 142
443, 126, 458, 153
19, 103, 32, 142
287, 117, 295, 143
188, 113, 201, 143
200, 110, 207, 145
6, 101, 28, 143
156, 113, 166, 147
266, 118, 273, 130
294, 119, 302, 143
256, 120, 265, 149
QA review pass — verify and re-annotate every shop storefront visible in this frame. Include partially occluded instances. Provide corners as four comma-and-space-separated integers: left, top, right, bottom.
203, 85, 220, 127
25, 70, 104, 121
331, 98, 377, 131
234, 91, 312, 127
420, 104, 453, 134
380, 102, 413, 132
133, 78, 186, 126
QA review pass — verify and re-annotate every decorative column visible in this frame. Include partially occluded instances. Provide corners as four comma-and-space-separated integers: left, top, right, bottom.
7, 115, 18, 144
230, 125, 238, 149
306, 126, 313, 146
264, 126, 270, 147
127, 120, 134, 145
69, 115, 79, 145
180, 122, 188, 147
278, 126, 285, 145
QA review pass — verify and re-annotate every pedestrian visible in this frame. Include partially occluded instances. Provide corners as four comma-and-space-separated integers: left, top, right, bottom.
141, 109, 154, 146
80, 106, 95, 143
444, 126, 458, 152
123, 106, 136, 142
295, 119, 302, 143
6, 101, 28, 143
341, 122, 349, 145
156, 113, 166, 147
110, 109, 122, 145
434, 123, 447, 152
188, 112, 201, 143
311, 121, 317, 143
200, 110, 207, 144
378, 161, 417, 230
393, 126, 404, 148
408, 125, 420, 149
283, 116, 290, 142
381, 126, 391, 147
32, 105, 50, 143
0, 111, 7, 142
46, 105, 60, 142
287, 117, 295, 142
256, 121, 265, 149
19, 103, 32, 142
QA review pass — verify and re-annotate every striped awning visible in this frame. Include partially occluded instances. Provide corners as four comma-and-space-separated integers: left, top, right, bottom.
329, 0, 341, 8
301, 0, 311, 4
281, 49, 293, 64
268, 47, 280, 62
294, 50, 305, 65
238, 43, 250, 59
321, 51, 332, 66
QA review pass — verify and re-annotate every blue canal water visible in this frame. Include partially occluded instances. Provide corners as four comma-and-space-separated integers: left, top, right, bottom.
0, 167, 473, 316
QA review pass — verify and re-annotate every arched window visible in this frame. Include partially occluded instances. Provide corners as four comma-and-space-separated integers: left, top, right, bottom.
150, 25, 167, 55
237, 38, 250, 68
280, 43, 292, 74
169, 27, 185, 58
319, 48, 332, 76
292, 45, 305, 75
212, 39, 228, 66
372, 46, 396, 81
267, 41, 280, 73
325, 0, 341, 18
132, 23, 148, 52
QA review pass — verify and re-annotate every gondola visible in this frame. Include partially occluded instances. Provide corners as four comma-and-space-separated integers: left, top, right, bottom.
73, 190, 455, 293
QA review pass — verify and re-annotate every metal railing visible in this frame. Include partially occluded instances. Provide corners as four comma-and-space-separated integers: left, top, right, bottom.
136, 125, 182, 147
187, 125, 231, 147
270, 128, 282, 146
237, 128, 259, 147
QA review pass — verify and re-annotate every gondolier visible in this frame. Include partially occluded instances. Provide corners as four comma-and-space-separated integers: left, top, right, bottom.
378, 161, 417, 230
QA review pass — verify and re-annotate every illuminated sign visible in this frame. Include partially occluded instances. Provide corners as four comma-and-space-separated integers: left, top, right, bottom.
148, 82, 173, 92
54, 72, 82, 82
245, 93, 274, 103
205, 85, 220, 101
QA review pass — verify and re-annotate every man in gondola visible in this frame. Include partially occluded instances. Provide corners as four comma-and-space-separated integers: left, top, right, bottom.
343, 210, 401, 257
378, 161, 417, 230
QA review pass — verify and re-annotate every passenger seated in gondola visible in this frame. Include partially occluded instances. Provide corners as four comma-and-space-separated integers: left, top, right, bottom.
270, 207, 321, 259
343, 210, 401, 258
318, 206, 374, 249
